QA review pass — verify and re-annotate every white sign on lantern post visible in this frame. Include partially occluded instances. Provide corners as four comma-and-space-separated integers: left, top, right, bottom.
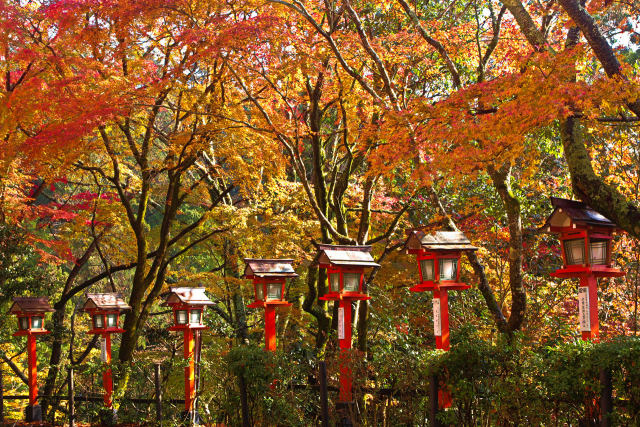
578, 287, 591, 332
100, 337, 108, 362
338, 307, 345, 340
432, 298, 442, 337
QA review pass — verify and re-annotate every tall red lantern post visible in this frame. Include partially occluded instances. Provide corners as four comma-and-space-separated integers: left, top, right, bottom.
82, 293, 130, 418
9, 297, 55, 422
405, 230, 477, 407
313, 244, 379, 415
243, 259, 297, 352
163, 287, 214, 423
542, 197, 625, 340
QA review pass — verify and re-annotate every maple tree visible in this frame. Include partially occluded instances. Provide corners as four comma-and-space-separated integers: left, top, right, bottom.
1, 0, 640, 423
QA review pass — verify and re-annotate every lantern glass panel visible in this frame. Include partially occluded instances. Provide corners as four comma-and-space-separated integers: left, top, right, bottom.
267, 283, 282, 300
439, 258, 458, 281
190, 309, 202, 324
31, 316, 43, 330
589, 240, 607, 265
19, 317, 29, 330
255, 284, 264, 301
420, 259, 435, 282
564, 239, 585, 265
106, 314, 117, 328
176, 310, 188, 325
93, 315, 104, 329
343, 273, 361, 292
329, 273, 340, 292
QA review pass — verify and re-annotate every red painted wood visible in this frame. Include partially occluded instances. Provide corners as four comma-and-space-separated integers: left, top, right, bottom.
265, 305, 276, 352
434, 290, 450, 351
27, 334, 37, 406
581, 275, 600, 341
102, 333, 113, 407
338, 299, 352, 403
184, 328, 195, 412
433, 290, 452, 408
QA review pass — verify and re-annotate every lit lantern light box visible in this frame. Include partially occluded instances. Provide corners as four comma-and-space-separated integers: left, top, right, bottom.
543, 197, 621, 275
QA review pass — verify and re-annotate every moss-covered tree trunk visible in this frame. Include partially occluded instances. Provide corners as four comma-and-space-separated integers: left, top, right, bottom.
488, 165, 526, 331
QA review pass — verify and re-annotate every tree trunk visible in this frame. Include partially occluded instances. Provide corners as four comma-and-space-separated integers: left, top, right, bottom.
487, 165, 526, 331
302, 266, 331, 351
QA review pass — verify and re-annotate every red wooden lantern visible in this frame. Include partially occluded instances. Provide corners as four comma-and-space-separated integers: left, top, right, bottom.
82, 293, 131, 411
313, 244, 379, 405
405, 230, 477, 409
542, 197, 625, 340
9, 297, 55, 422
243, 258, 297, 352
162, 287, 213, 422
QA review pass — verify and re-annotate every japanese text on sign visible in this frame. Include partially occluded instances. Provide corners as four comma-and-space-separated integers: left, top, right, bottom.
578, 287, 590, 332
100, 337, 108, 362
433, 298, 442, 337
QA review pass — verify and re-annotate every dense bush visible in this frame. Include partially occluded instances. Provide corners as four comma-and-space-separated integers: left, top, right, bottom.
212, 333, 640, 426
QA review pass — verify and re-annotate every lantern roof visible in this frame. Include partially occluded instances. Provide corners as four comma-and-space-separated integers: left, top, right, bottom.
543, 197, 616, 231
312, 244, 380, 268
405, 230, 478, 252
243, 259, 299, 278
162, 287, 214, 307
82, 293, 131, 312
9, 297, 55, 314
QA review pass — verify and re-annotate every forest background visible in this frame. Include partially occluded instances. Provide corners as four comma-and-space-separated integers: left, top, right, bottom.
1, 0, 640, 424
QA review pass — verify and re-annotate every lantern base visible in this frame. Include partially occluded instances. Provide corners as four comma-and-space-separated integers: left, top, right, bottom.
335, 401, 357, 426
410, 282, 470, 292
24, 404, 42, 422
319, 292, 371, 301
181, 410, 202, 425
551, 265, 625, 278
99, 407, 118, 425
247, 300, 292, 309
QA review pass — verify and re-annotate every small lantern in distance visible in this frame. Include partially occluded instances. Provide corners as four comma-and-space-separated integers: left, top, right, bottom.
243, 258, 297, 352
82, 293, 131, 413
9, 297, 55, 422
162, 287, 214, 422
542, 197, 625, 340
313, 244, 379, 407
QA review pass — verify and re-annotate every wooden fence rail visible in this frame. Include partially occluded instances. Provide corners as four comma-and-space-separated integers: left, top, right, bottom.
0, 364, 619, 425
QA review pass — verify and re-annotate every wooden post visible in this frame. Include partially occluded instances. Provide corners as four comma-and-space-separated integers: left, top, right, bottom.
600, 368, 613, 427
430, 374, 442, 427
154, 363, 162, 425
27, 333, 38, 407
432, 290, 452, 408
579, 275, 600, 340
338, 299, 353, 403
433, 290, 450, 351
102, 334, 113, 408
319, 361, 329, 427
264, 306, 277, 352
68, 367, 75, 427
184, 328, 195, 413
239, 374, 250, 427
